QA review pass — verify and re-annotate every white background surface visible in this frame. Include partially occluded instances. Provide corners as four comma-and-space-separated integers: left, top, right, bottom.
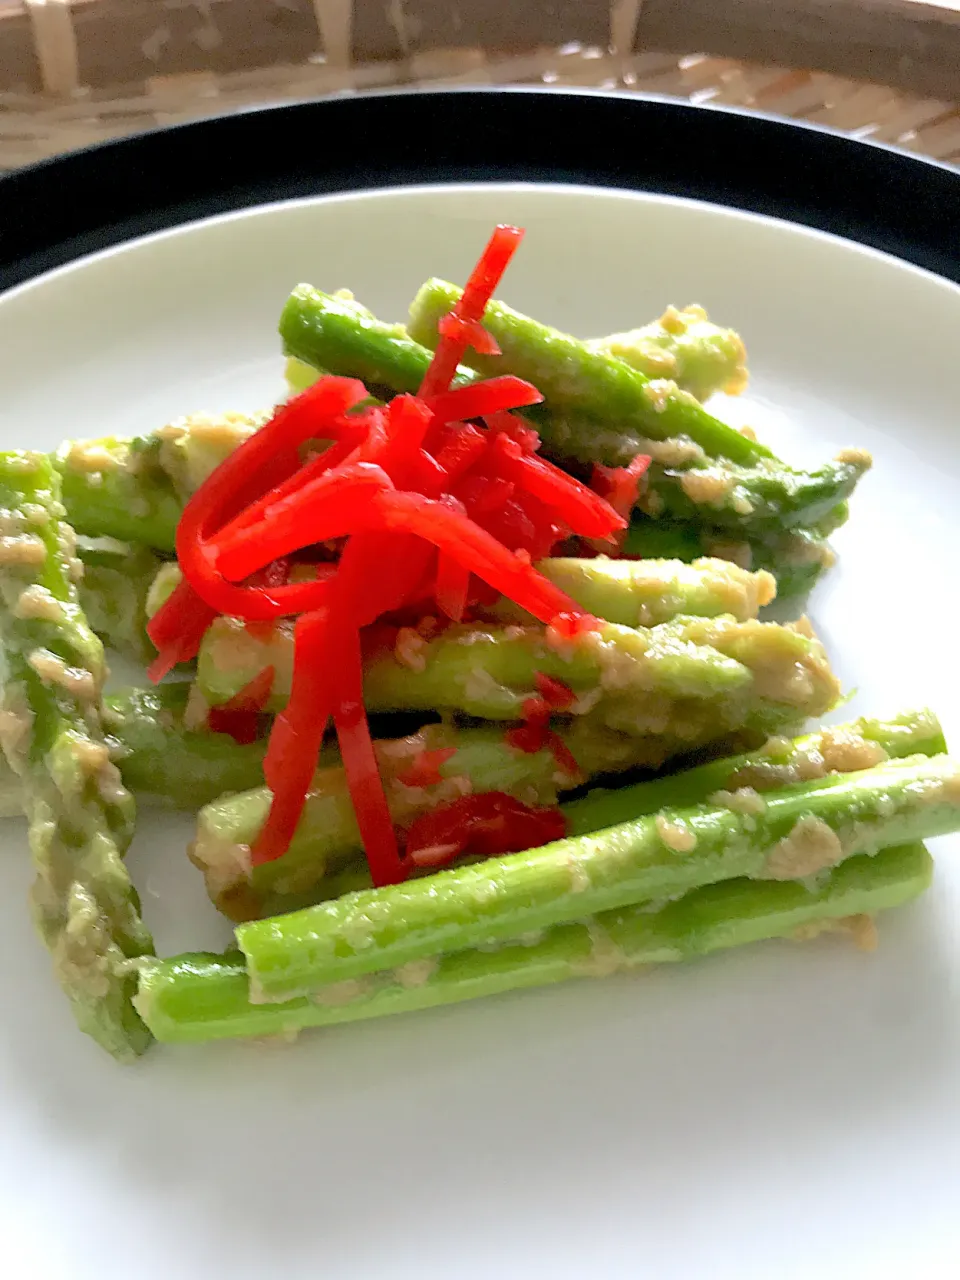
1, 184, 959, 1279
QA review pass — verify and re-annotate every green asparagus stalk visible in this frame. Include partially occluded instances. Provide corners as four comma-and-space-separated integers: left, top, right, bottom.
102, 685, 268, 809
636, 451, 870, 537
235, 754, 960, 999
190, 710, 942, 923
406, 279, 770, 464
55, 436, 183, 553
585, 304, 749, 400
136, 841, 931, 1043
55, 413, 260, 555
405, 281, 868, 530
280, 286, 466, 396
495, 556, 776, 627
0, 452, 154, 1059
54, 294, 858, 572
190, 717, 675, 922
76, 537, 163, 662
197, 610, 839, 741
152, 551, 779, 644
621, 520, 836, 600
563, 709, 946, 835
0, 684, 269, 819
284, 301, 749, 404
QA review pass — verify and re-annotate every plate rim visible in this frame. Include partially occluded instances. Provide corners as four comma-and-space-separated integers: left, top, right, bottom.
2, 86, 960, 293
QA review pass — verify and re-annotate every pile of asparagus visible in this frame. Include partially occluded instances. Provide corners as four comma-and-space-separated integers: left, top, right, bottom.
0, 287, 950, 1062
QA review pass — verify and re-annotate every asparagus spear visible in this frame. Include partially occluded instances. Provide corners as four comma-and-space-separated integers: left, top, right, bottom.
235, 754, 960, 999
197, 610, 839, 739
137, 841, 931, 1043
585, 304, 749, 400
76, 536, 163, 662
152, 551, 780, 646
190, 717, 671, 922
0, 684, 269, 819
621, 520, 836, 600
54, 413, 260, 555
495, 556, 777, 627
190, 710, 941, 923
280, 286, 468, 396
405, 279, 770, 465
636, 452, 870, 537
102, 685, 268, 809
151, 411, 261, 496
55, 435, 183, 553
406, 280, 868, 529
564, 709, 946, 835
283, 301, 749, 404
0, 452, 154, 1059
281, 302, 680, 473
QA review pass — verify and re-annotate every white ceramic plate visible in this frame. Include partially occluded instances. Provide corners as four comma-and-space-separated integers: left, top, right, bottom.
2, 182, 959, 1280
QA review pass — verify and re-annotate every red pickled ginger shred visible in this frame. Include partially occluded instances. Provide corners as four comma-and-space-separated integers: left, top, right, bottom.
405, 792, 567, 869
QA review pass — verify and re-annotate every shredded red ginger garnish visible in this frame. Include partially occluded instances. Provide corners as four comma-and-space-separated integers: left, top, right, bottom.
405, 793, 568, 870
396, 747, 458, 789
504, 692, 582, 783
587, 453, 652, 553
147, 224, 625, 885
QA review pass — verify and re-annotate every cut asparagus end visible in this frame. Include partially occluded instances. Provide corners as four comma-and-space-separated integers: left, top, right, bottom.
55, 435, 183, 554
585, 303, 749, 400
76, 536, 163, 663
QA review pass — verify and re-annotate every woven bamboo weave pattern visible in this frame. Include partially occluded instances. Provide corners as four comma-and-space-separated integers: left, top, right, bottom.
1, 0, 959, 170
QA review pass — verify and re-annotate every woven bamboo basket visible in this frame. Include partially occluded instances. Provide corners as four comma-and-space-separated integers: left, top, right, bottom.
2, 0, 960, 172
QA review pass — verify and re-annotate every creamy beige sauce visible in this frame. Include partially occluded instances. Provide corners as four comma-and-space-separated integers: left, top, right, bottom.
834, 446, 873, 468
393, 958, 438, 989
680, 468, 736, 507
14, 585, 65, 623
394, 627, 428, 672
0, 691, 33, 760
763, 816, 843, 880
793, 913, 878, 951
64, 441, 121, 473
655, 814, 698, 853
28, 649, 97, 701
708, 786, 767, 816
0, 534, 46, 567
641, 379, 678, 413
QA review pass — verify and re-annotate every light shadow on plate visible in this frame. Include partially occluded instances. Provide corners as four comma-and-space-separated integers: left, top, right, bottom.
0, 821, 955, 1276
